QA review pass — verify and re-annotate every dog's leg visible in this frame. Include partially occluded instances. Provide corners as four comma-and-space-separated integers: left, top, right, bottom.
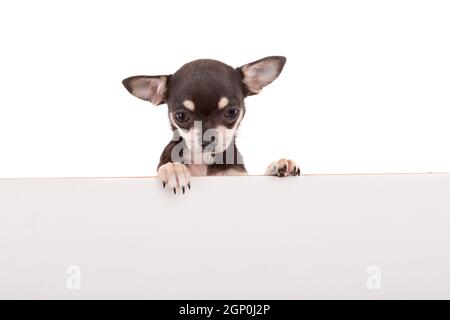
265, 159, 300, 177
157, 140, 192, 194
157, 162, 191, 194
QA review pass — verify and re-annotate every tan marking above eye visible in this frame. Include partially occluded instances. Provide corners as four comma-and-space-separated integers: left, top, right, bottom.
183, 100, 195, 111
218, 97, 229, 109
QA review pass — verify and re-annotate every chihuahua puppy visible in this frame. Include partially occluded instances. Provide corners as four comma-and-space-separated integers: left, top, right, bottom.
123, 56, 300, 194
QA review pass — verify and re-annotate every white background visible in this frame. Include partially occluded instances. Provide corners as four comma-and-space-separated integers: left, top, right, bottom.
0, 0, 449, 178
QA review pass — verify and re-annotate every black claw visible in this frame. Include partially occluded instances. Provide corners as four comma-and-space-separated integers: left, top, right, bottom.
163, 182, 166, 188
187, 183, 191, 189
173, 188, 176, 194
182, 186, 185, 194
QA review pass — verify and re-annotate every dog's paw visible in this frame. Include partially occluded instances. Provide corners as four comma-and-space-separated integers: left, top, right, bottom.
157, 162, 191, 194
265, 159, 300, 177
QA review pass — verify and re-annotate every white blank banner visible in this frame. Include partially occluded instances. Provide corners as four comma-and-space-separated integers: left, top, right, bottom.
0, 174, 449, 299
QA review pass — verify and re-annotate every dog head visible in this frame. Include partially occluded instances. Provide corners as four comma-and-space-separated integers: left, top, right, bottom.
122, 56, 286, 155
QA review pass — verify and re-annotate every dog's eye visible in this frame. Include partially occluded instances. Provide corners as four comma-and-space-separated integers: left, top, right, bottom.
224, 108, 240, 120
174, 111, 190, 123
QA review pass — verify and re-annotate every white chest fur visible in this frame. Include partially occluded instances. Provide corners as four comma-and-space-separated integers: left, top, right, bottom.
186, 164, 208, 176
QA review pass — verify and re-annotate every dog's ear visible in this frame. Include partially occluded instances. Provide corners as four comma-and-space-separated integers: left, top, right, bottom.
238, 56, 286, 96
122, 75, 170, 105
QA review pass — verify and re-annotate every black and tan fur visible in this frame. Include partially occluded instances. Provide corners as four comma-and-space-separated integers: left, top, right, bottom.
123, 56, 300, 194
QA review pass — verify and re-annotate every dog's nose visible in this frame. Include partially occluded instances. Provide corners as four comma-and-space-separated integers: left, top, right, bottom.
201, 136, 215, 149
